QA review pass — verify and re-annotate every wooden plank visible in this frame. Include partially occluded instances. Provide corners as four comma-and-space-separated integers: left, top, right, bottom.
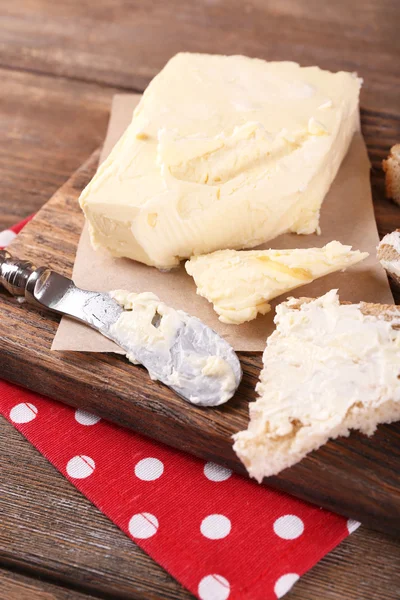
1, 151, 400, 535
1, 1, 400, 114
291, 525, 400, 600
0, 567, 100, 600
0, 67, 116, 230
1, 419, 399, 600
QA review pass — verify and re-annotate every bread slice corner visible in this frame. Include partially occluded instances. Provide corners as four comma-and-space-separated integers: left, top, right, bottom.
233, 291, 400, 482
377, 229, 400, 288
383, 145, 400, 205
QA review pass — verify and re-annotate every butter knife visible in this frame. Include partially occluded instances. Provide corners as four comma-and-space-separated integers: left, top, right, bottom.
0, 250, 242, 406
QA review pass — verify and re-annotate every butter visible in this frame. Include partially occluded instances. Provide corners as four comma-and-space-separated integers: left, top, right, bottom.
80, 53, 361, 269
109, 290, 240, 406
233, 290, 400, 482
109, 290, 182, 368
185, 241, 368, 324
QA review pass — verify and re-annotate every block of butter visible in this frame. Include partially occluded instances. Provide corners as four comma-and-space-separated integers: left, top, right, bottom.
233, 290, 400, 482
185, 241, 368, 324
80, 53, 361, 269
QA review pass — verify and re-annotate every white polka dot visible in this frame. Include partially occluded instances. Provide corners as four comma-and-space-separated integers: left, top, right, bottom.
134, 457, 164, 481
75, 409, 101, 426
274, 573, 300, 598
0, 229, 17, 247
201, 514, 231, 540
273, 515, 304, 540
198, 574, 230, 600
66, 455, 95, 479
128, 513, 159, 539
204, 462, 232, 482
347, 518, 361, 534
9, 403, 38, 424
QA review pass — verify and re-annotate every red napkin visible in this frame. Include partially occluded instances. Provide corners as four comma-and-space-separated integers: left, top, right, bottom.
0, 218, 360, 600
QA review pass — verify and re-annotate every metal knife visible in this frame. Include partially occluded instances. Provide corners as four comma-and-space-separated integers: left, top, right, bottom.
0, 250, 242, 407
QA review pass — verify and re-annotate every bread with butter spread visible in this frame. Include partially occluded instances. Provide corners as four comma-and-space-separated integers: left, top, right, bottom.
233, 290, 400, 481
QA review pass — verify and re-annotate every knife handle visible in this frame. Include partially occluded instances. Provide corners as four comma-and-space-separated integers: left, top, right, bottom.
0, 249, 118, 328
0, 249, 39, 296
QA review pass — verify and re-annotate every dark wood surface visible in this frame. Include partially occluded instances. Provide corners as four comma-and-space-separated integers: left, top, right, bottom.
0, 67, 116, 231
2, 0, 400, 115
1, 1, 400, 598
0, 569, 99, 600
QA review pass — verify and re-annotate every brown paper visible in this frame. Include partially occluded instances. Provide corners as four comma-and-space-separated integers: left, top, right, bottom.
52, 94, 393, 353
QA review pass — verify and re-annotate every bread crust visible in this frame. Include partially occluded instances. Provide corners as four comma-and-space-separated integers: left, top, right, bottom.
289, 296, 400, 327
383, 144, 400, 205
377, 229, 400, 289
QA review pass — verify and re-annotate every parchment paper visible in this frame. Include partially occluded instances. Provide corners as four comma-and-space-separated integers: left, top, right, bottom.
52, 94, 393, 353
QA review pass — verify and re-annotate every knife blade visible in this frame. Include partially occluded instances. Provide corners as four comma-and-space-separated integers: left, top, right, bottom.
0, 250, 242, 406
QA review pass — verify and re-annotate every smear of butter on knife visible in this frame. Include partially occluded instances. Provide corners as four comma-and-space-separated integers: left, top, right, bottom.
109, 290, 241, 406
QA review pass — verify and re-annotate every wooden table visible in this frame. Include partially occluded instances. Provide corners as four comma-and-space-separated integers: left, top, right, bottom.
0, 2, 399, 598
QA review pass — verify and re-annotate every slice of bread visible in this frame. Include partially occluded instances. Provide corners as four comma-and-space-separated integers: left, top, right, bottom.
233, 290, 400, 482
377, 229, 400, 288
383, 145, 400, 205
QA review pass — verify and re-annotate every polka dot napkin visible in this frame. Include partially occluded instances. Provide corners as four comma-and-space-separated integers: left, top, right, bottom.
0, 218, 360, 600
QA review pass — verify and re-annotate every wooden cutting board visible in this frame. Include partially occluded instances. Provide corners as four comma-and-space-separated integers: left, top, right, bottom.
1, 150, 400, 536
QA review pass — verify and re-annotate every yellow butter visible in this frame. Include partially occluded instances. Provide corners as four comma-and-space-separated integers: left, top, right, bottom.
80, 53, 361, 269
185, 241, 368, 324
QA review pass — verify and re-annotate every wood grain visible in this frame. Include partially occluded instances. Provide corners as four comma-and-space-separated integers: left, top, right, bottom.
0, 67, 115, 230
1, 418, 399, 600
1, 0, 400, 114
0, 568, 99, 600
1, 150, 400, 535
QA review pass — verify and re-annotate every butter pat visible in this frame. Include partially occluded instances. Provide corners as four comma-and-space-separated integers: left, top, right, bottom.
80, 53, 361, 269
185, 241, 368, 324
109, 290, 183, 368
233, 290, 400, 481
109, 290, 240, 406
